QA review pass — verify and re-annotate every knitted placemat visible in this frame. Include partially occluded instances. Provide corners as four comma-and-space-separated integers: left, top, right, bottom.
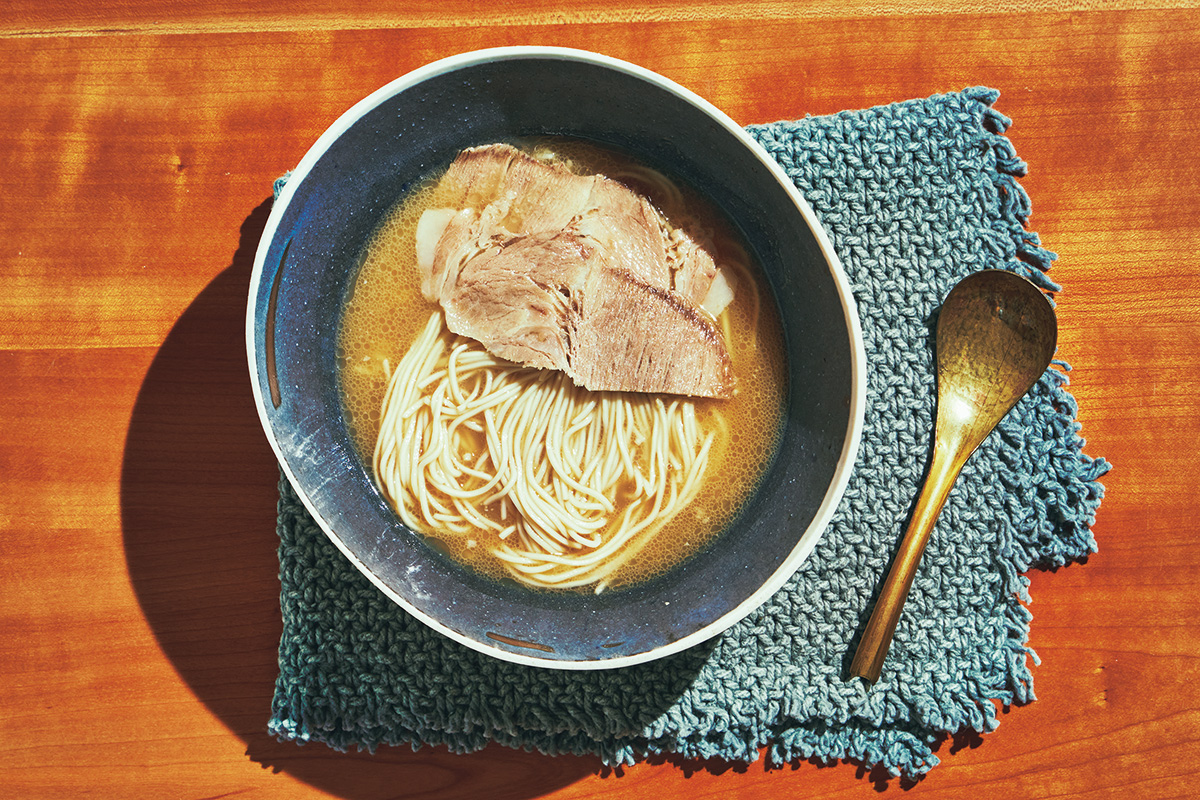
268, 87, 1108, 777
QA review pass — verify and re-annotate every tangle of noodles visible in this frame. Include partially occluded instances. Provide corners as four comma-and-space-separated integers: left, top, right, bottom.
373, 311, 717, 592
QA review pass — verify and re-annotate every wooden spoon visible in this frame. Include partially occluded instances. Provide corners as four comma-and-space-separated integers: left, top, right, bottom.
849, 269, 1058, 683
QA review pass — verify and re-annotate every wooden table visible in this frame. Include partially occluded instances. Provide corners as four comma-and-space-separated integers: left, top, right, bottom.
3, 3, 1198, 798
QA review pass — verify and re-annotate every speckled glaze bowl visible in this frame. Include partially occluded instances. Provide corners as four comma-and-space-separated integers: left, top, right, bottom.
247, 47, 864, 669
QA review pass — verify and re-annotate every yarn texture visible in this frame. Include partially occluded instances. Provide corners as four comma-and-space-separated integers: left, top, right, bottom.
268, 87, 1108, 777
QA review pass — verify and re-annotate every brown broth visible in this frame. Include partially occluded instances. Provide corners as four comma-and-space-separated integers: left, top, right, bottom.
338, 139, 787, 590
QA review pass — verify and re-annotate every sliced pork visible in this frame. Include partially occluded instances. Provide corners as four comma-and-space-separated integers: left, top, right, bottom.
415, 143, 735, 399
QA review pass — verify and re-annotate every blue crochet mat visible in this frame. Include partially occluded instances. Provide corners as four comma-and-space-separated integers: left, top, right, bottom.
268, 87, 1108, 777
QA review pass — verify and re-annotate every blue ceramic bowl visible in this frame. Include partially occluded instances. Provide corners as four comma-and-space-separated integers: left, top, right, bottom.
248, 47, 864, 669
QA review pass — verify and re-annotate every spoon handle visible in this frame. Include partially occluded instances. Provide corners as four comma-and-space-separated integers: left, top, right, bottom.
849, 439, 967, 683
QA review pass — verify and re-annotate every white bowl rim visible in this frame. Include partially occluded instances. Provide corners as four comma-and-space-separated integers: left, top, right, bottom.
247, 45, 866, 670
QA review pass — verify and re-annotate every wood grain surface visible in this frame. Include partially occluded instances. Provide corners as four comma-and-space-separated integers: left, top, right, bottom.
3, 4, 1198, 798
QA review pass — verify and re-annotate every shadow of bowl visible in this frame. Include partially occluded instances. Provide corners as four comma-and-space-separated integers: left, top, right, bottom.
119, 197, 599, 799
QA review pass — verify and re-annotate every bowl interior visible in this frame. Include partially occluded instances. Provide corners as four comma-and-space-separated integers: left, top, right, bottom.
249, 49, 860, 668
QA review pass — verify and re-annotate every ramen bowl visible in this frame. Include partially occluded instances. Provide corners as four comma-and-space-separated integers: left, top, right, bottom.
247, 47, 864, 669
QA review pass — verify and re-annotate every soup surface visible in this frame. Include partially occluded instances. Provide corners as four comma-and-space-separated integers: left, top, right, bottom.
339, 139, 787, 589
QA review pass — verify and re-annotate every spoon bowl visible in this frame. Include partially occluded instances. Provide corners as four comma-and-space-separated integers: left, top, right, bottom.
935, 270, 1059, 455
849, 269, 1057, 682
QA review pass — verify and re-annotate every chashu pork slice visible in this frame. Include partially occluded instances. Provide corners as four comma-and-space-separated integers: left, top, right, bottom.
416, 143, 735, 398
439, 230, 733, 397
426, 144, 721, 308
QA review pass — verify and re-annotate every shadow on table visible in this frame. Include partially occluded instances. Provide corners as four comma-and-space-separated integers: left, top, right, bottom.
118, 197, 602, 799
